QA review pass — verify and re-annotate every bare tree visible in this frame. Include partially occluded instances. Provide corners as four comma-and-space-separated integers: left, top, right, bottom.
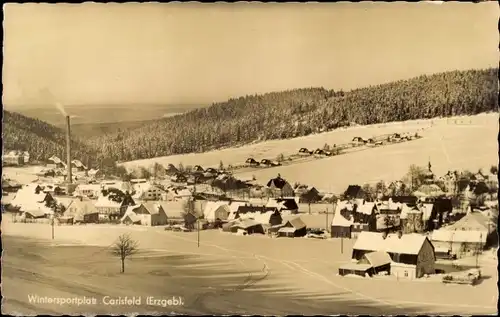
111, 233, 139, 273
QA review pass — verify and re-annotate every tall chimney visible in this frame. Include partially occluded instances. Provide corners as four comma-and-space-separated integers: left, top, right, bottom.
66, 115, 72, 184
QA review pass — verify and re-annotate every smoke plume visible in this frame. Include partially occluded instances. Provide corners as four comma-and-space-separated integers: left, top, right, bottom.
39, 87, 68, 117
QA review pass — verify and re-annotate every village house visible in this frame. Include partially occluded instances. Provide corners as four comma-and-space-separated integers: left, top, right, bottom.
331, 212, 354, 238
266, 197, 299, 214
87, 168, 103, 179
277, 216, 307, 238
73, 184, 102, 199
430, 229, 487, 259
375, 199, 403, 232
230, 218, 265, 235
63, 198, 99, 224
71, 160, 88, 172
235, 205, 283, 228
170, 173, 188, 183
352, 200, 377, 229
2, 151, 24, 166
351, 232, 436, 279
299, 187, 322, 204
2, 179, 22, 193
351, 137, 367, 146
203, 201, 230, 222
266, 175, 295, 198
47, 156, 67, 169
339, 251, 392, 277
120, 202, 168, 226
400, 204, 424, 234
95, 189, 135, 221
335, 200, 356, 220
10, 184, 57, 214
132, 182, 164, 201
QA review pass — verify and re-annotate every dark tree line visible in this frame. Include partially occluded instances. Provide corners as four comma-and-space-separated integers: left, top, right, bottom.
85, 68, 498, 162
3, 68, 498, 169
2, 110, 96, 167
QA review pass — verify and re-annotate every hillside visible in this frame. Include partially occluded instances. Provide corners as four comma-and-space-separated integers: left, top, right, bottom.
87, 68, 498, 162
123, 113, 498, 194
2, 110, 96, 166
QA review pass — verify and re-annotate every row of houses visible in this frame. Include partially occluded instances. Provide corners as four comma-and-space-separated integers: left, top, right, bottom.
329, 196, 454, 237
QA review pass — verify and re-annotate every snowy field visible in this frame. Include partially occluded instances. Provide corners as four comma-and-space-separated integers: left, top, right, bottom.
2, 219, 497, 315
121, 113, 499, 193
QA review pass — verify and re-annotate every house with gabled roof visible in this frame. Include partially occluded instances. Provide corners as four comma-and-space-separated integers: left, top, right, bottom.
95, 189, 135, 221
203, 201, 230, 222
278, 216, 307, 237
266, 197, 299, 214
266, 175, 295, 198
351, 232, 435, 279
64, 198, 99, 223
120, 202, 168, 226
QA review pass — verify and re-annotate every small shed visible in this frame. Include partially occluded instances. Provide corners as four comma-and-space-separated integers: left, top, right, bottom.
278, 216, 307, 237
360, 251, 392, 275
338, 263, 372, 277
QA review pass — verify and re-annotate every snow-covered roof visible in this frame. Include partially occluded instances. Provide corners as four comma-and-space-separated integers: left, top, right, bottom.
10, 185, 50, 209
419, 203, 434, 221
447, 211, 490, 232
353, 232, 429, 255
331, 212, 354, 227
278, 227, 296, 233
88, 168, 100, 176
229, 201, 247, 213
357, 202, 375, 215
400, 204, 422, 220
95, 194, 122, 208
233, 218, 262, 229
364, 251, 392, 268
284, 216, 306, 230
335, 200, 355, 214
203, 201, 230, 221
431, 229, 487, 244
71, 160, 87, 169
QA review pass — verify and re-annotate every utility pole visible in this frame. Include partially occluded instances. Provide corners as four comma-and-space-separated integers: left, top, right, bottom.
51, 215, 55, 240
325, 207, 329, 235
197, 218, 200, 248
476, 233, 481, 269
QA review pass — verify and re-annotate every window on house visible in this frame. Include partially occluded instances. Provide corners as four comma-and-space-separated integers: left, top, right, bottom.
404, 271, 408, 277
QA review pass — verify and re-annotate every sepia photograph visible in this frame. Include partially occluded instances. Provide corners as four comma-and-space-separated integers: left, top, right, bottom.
2, 2, 499, 315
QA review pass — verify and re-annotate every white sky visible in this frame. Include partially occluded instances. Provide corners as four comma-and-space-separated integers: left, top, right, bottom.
3, 2, 498, 107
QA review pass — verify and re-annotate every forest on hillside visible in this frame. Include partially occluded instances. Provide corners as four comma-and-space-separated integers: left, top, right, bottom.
85, 68, 498, 162
3, 68, 498, 168
2, 111, 95, 164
